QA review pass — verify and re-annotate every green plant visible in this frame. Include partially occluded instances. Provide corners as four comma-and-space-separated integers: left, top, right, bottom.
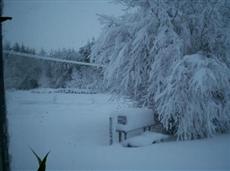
31, 148, 50, 171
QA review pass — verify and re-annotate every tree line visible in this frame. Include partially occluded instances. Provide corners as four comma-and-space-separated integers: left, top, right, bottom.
3, 39, 102, 90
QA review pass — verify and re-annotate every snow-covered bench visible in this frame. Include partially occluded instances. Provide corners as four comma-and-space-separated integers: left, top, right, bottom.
109, 108, 155, 144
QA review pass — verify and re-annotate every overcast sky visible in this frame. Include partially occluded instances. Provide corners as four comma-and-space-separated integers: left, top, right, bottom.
2, 0, 124, 51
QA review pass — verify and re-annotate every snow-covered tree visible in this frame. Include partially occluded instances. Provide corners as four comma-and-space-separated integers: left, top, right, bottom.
79, 38, 95, 63
155, 53, 230, 139
92, 0, 230, 139
3, 43, 41, 89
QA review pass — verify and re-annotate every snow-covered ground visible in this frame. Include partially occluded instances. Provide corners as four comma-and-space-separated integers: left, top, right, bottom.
6, 90, 230, 171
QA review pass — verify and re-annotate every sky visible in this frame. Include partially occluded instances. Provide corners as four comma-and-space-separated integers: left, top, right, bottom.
2, 0, 124, 51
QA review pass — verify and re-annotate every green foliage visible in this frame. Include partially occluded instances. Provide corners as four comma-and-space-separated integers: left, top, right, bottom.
31, 148, 50, 171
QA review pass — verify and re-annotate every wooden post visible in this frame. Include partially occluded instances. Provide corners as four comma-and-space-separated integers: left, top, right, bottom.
124, 132, 127, 140
118, 131, 122, 142
109, 117, 113, 145
0, 7, 11, 171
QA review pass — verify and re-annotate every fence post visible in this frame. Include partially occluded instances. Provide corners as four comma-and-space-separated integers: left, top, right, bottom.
109, 117, 113, 145
0, 10, 11, 171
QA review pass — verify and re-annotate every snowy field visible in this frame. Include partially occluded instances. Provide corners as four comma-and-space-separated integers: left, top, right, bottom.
5, 90, 230, 171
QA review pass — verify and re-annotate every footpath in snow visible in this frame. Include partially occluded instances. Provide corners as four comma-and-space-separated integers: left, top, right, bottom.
5, 90, 230, 171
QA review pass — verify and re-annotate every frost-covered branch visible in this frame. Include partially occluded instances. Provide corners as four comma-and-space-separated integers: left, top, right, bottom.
93, 0, 230, 140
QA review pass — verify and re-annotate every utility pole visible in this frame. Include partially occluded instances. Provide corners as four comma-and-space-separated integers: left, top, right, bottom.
0, 0, 12, 170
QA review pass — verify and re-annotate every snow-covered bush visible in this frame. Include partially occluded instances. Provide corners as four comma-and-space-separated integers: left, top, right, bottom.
154, 54, 230, 139
92, 0, 230, 139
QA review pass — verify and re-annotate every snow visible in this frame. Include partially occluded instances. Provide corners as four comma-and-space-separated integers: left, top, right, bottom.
6, 90, 230, 171
154, 53, 230, 139
111, 108, 154, 132
30, 88, 97, 94
122, 131, 170, 147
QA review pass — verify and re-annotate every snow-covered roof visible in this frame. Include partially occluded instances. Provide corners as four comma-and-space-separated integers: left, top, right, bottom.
3, 50, 103, 67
